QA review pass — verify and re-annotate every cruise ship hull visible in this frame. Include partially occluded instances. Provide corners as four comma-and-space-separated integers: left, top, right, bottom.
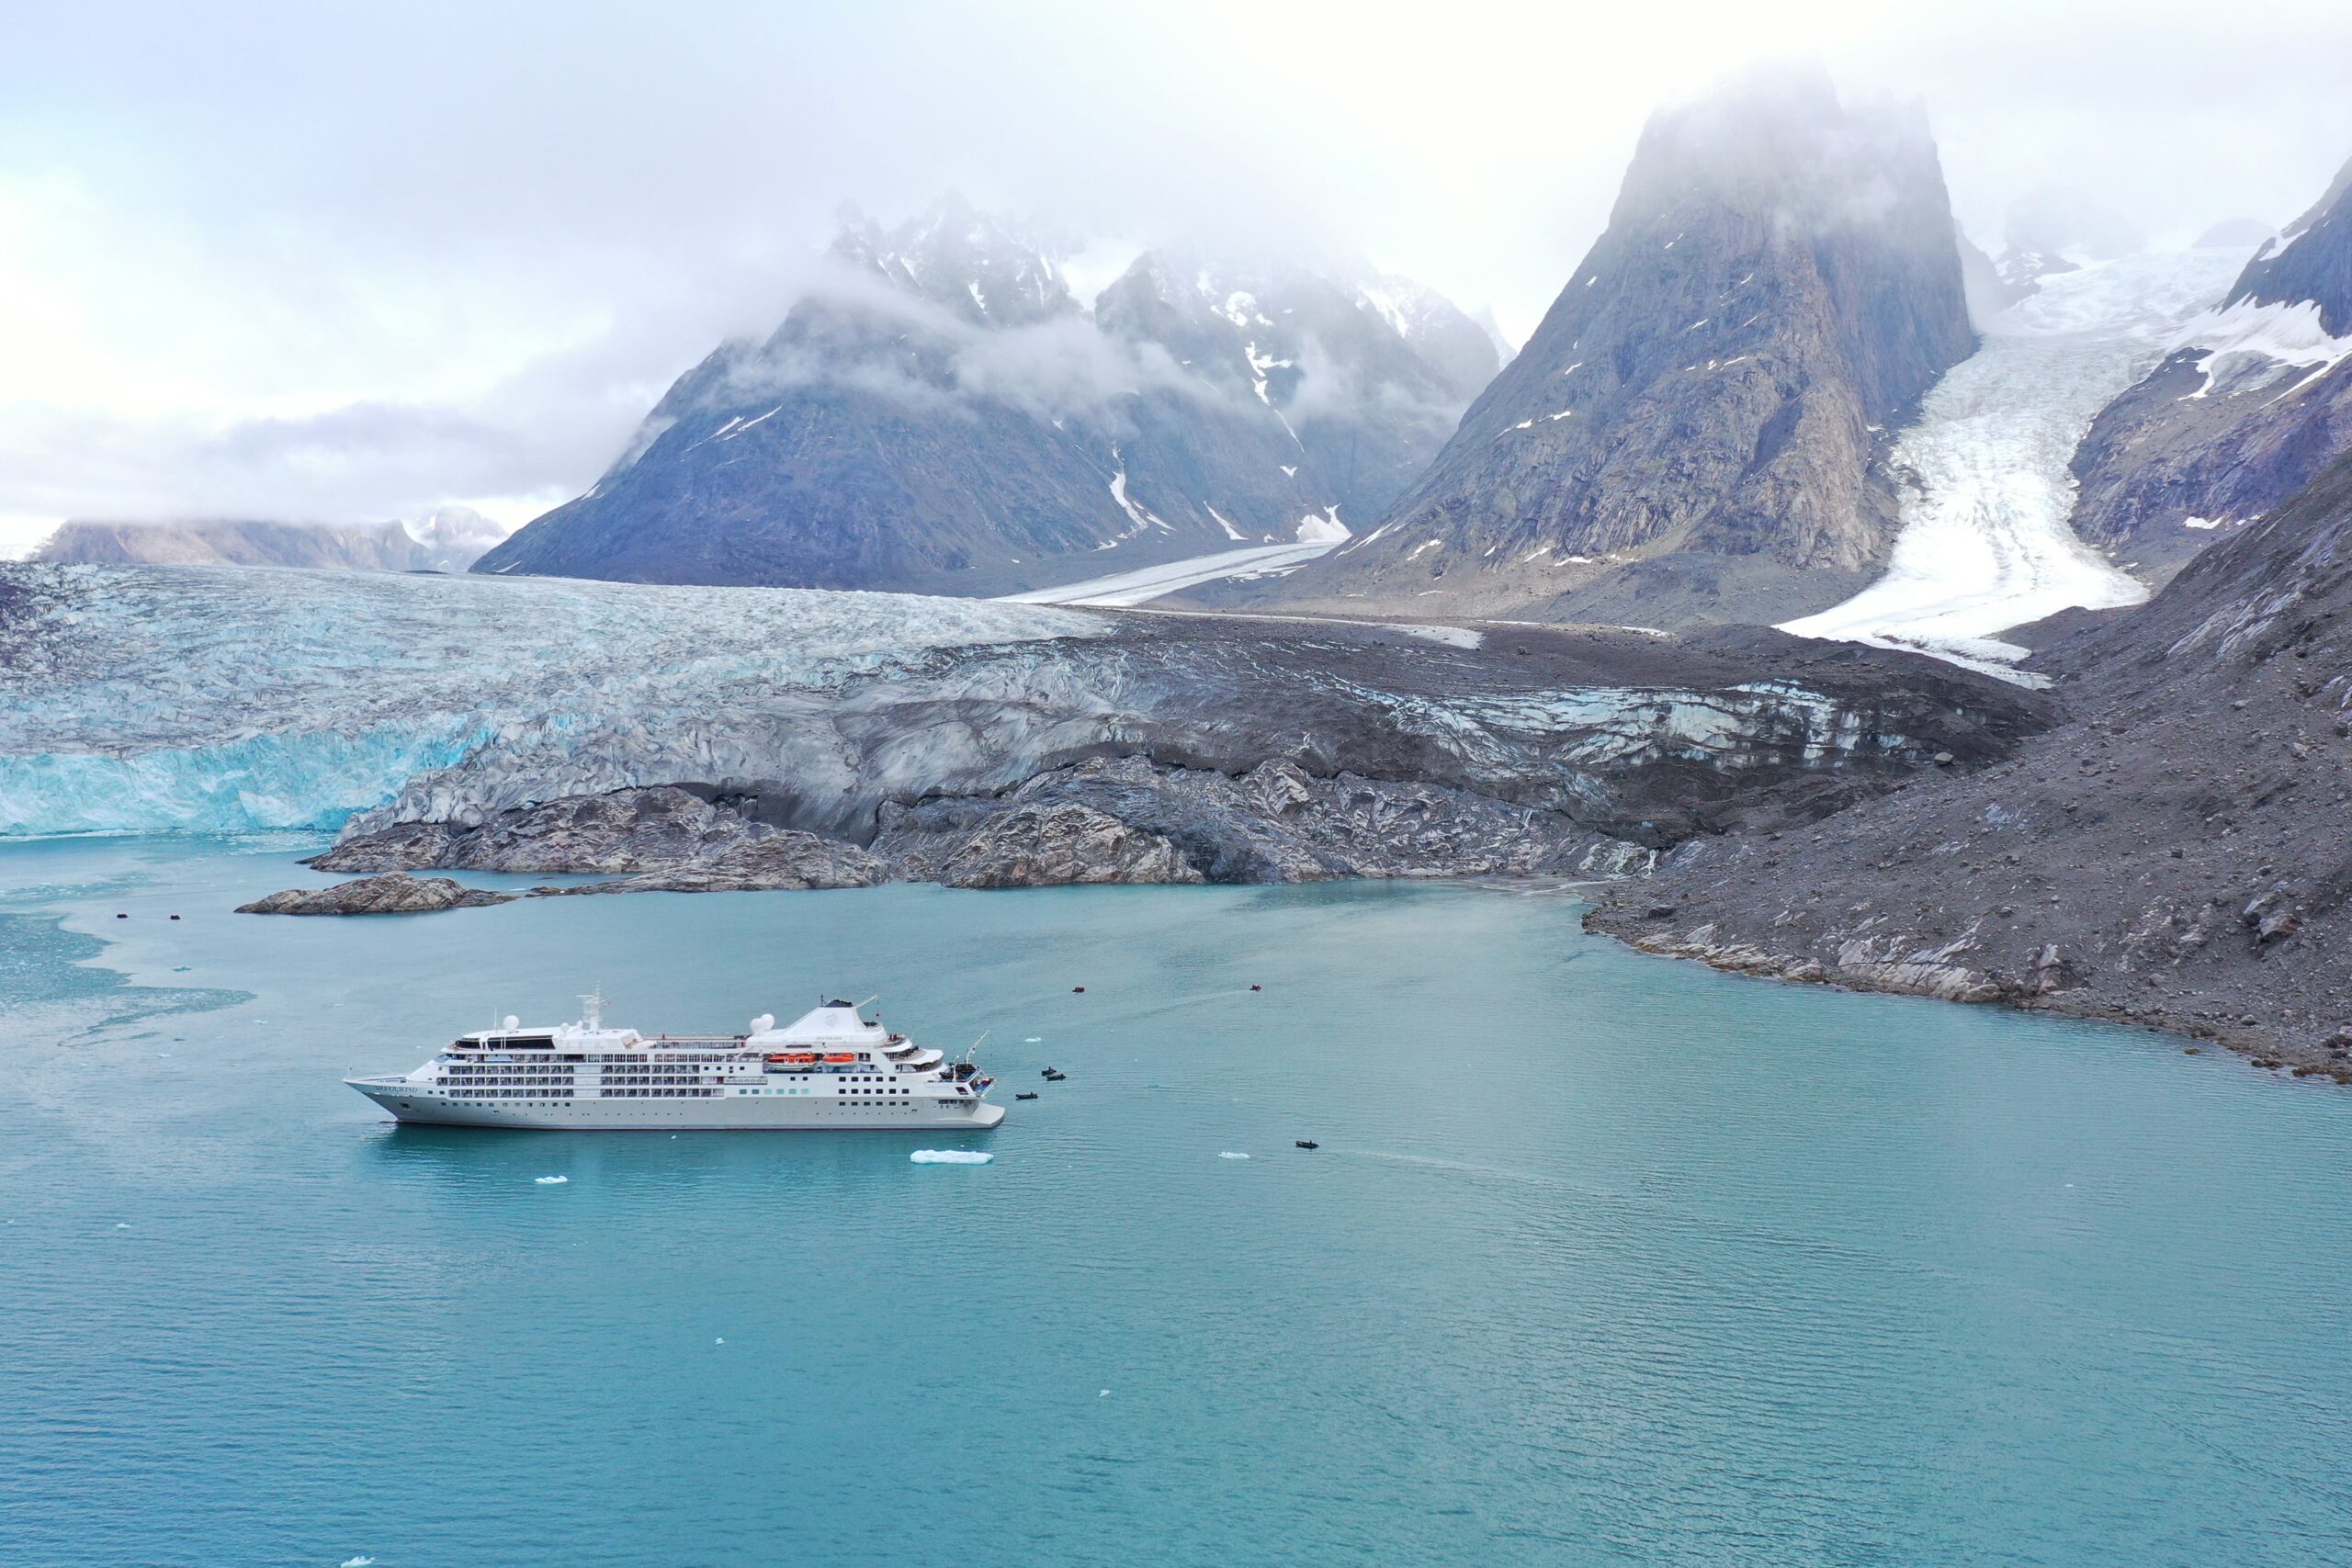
349, 1082, 1007, 1131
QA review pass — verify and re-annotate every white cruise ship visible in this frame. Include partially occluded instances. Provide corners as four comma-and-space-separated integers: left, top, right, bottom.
346, 996, 1004, 1130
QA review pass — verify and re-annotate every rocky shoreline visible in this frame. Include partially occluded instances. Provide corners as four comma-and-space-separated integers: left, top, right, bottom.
1584, 455, 2352, 1082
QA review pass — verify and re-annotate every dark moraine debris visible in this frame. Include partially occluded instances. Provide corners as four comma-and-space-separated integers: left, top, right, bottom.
317, 611, 2050, 893
307, 785, 757, 874
238, 874, 514, 916
532, 831, 885, 896
936, 801, 1208, 889
1586, 451, 2352, 1076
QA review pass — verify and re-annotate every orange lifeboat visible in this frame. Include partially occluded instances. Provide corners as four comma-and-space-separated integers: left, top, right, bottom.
821, 1052, 857, 1065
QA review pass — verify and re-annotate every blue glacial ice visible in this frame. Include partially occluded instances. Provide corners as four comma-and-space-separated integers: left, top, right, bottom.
0, 565, 1102, 838
0, 560, 1955, 844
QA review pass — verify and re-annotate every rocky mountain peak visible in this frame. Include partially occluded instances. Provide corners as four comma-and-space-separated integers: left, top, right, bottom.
2227, 152, 2352, 335
1246, 64, 1973, 628
2064, 148, 2352, 572
476, 197, 1497, 594
828, 195, 1079, 327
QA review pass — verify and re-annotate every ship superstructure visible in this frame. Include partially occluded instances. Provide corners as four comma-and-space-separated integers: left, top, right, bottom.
346, 996, 1002, 1130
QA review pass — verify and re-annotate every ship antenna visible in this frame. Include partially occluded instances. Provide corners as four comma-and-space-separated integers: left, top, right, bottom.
965, 1030, 989, 1063
579, 989, 605, 1031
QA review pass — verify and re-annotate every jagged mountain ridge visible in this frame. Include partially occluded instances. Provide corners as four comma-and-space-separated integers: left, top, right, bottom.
473, 199, 1498, 595
1238, 66, 1975, 628
2066, 152, 2352, 579
36, 509, 503, 573
1095, 254, 1497, 526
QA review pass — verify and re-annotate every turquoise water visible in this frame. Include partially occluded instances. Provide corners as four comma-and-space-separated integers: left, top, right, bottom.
6, 836, 2350, 1567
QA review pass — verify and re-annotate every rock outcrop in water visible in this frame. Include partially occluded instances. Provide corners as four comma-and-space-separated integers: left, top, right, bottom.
881, 756, 1641, 886
534, 831, 886, 896
1237, 66, 1974, 628
309, 785, 763, 874
935, 801, 1207, 888
2067, 153, 2352, 580
1589, 452, 2352, 1076
238, 874, 514, 916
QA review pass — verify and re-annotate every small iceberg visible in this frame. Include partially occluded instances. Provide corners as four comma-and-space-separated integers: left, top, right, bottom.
1218, 1151, 1250, 1160
342, 1558, 378, 1567
910, 1149, 993, 1165
1023, 1036, 1042, 1043
534, 1175, 569, 1185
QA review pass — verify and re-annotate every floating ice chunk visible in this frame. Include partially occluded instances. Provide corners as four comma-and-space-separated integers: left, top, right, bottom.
1099, 1388, 1111, 1396
910, 1149, 993, 1164
1218, 1151, 1250, 1159
342, 1558, 377, 1567
534, 1175, 569, 1185
1023, 1036, 1042, 1043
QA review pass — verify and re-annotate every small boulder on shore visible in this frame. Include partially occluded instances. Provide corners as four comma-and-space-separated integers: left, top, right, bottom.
236, 873, 514, 916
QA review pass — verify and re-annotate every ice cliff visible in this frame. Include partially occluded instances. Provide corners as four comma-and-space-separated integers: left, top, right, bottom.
0, 564, 2045, 861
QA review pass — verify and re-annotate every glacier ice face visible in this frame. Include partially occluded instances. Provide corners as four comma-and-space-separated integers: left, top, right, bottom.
0, 565, 1103, 837
0, 561, 2013, 848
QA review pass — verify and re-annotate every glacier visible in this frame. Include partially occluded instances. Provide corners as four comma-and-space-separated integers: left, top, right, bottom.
997, 536, 1343, 606
0, 565, 1103, 837
0, 562, 2031, 848
1780, 249, 2250, 674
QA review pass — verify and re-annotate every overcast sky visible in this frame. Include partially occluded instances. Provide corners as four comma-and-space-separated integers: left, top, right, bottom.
4, 0, 2349, 552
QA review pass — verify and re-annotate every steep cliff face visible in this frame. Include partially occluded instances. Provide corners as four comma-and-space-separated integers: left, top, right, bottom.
1590, 452, 2352, 1073
473, 199, 1492, 596
1250, 67, 1974, 628
2067, 154, 2352, 580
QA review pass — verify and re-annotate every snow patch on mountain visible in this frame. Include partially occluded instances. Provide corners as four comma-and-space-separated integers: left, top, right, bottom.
1294, 508, 1350, 545
2174, 298, 2352, 397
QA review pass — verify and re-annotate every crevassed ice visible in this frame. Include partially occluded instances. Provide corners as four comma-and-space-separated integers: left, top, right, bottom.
0, 566, 1103, 837
1781, 249, 2250, 678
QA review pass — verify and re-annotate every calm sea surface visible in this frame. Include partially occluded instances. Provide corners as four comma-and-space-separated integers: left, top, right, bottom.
5, 836, 2349, 1567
